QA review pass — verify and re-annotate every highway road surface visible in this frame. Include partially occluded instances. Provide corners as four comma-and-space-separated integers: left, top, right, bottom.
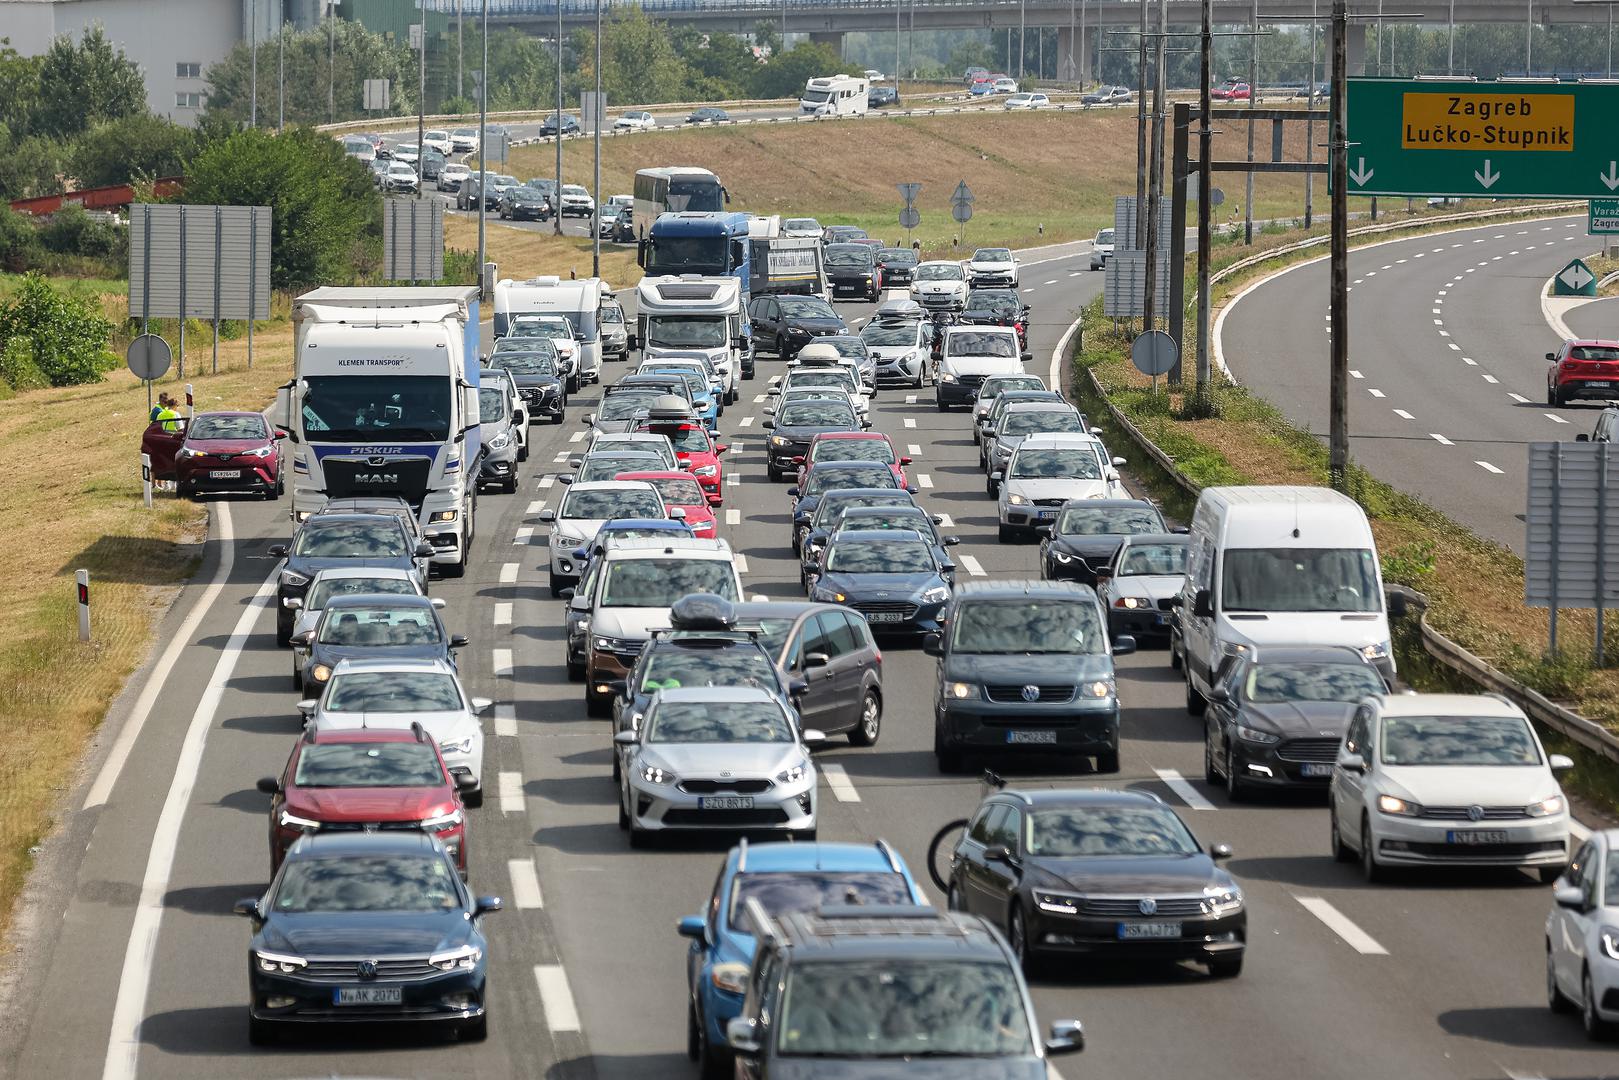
1, 237, 1610, 1080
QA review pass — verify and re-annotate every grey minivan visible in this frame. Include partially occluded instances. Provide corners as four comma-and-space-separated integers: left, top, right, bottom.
731, 601, 885, 747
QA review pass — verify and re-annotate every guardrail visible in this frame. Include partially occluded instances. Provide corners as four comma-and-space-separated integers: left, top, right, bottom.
315, 97, 800, 135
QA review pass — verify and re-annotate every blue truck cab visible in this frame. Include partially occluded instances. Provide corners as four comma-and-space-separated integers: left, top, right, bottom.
639, 212, 754, 295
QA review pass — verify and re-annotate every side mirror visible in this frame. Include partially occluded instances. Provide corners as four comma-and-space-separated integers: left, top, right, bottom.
558, 474, 575, 485
456, 772, 480, 791
255, 776, 280, 795
1020, 352, 1034, 362
1546, 352, 1558, 362
233, 898, 263, 919
282, 597, 303, 610
605, 678, 628, 698
1094, 567, 1113, 581
583, 415, 596, 426
669, 507, 688, 519
790, 455, 806, 465
677, 914, 707, 940
1576, 433, 1591, 442
787, 677, 809, 697
922, 632, 943, 656
1111, 456, 1127, 467
558, 588, 576, 601
944, 536, 961, 546
474, 896, 504, 918
1192, 588, 1214, 619
430, 597, 448, 610
538, 509, 557, 523
449, 634, 469, 648
1337, 751, 1366, 774
1046, 1020, 1085, 1056
268, 544, 289, 558
764, 406, 776, 416
470, 696, 493, 714
572, 546, 589, 559
983, 844, 1017, 865
568, 456, 584, 468
726, 1017, 761, 1057
990, 470, 1004, 482
801, 728, 828, 749
291, 631, 314, 647
296, 698, 318, 716
415, 542, 437, 558
273, 427, 290, 441
1553, 884, 1586, 910
787, 487, 800, 498
612, 730, 639, 746
1112, 635, 1136, 656
716, 445, 729, 455
1206, 685, 1230, 704
1210, 842, 1234, 860
803, 651, 831, 669
1549, 753, 1575, 773
763, 420, 775, 430
900, 456, 913, 465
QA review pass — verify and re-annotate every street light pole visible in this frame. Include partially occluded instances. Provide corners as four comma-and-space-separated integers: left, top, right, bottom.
1195, 0, 1213, 402
278, 14, 284, 130
1143, 0, 1167, 332
250, 0, 258, 128
1135, 0, 1149, 250
555, 2, 564, 237
418, 15, 426, 202
1244, 0, 1256, 245
1306, 0, 1316, 227
1448, 0, 1455, 73
328, 2, 336, 125
458, 0, 464, 100
478, 0, 487, 291
1329, 0, 1350, 491
1527, 0, 1534, 74
593, 0, 602, 278
1019, 0, 1026, 80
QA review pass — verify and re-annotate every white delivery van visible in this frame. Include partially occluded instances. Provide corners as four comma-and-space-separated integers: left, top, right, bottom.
1175, 486, 1400, 713
493, 276, 611, 386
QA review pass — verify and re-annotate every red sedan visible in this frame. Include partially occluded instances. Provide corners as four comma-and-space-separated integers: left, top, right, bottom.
143, 410, 285, 499
638, 419, 728, 505
793, 430, 912, 489
616, 471, 718, 538
257, 728, 472, 875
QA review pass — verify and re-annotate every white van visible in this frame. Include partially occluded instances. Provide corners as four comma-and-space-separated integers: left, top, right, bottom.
1175, 486, 1400, 713
800, 75, 870, 116
494, 276, 612, 386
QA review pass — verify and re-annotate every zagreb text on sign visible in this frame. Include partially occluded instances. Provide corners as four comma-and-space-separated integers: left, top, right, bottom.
1402, 93, 1574, 151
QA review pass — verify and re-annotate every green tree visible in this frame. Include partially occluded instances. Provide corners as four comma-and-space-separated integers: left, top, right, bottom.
0, 42, 41, 136
205, 20, 416, 126
749, 43, 857, 99
671, 27, 756, 98
38, 203, 121, 259
0, 203, 39, 272
183, 126, 379, 288
69, 113, 197, 189
0, 127, 65, 201
0, 273, 116, 387
587, 8, 691, 107
34, 27, 144, 139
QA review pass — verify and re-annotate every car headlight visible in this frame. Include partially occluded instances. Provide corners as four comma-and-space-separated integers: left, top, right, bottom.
1082, 679, 1115, 699
1377, 793, 1421, 816
176, 447, 199, 459
247, 445, 274, 458
594, 635, 636, 652
254, 949, 307, 974
428, 944, 482, 971
1119, 596, 1154, 609
489, 431, 512, 451
920, 585, 950, 604
711, 961, 750, 995
1360, 640, 1391, 662
946, 681, 976, 700
939, 373, 958, 383
1035, 892, 1079, 915
1525, 796, 1564, 817
1204, 886, 1245, 916
1219, 640, 1251, 660
1007, 494, 1027, 506
816, 589, 847, 603
429, 510, 458, 524
309, 664, 332, 683
1234, 724, 1279, 744
639, 762, 675, 784
776, 759, 809, 784
693, 464, 718, 477
770, 436, 789, 447
439, 736, 475, 756
554, 530, 583, 547
421, 808, 465, 830
278, 810, 321, 831
1052, 550, 1074, 564
1601, 927, 1619, 961
789, 326, 809, 336
280, 569, 310, 587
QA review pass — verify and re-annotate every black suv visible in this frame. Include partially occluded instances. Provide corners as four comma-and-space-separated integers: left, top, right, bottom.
726, 904, 1082, 1077
926, 580, 1135, 773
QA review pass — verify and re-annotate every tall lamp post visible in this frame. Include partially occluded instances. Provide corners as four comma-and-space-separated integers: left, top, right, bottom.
478, 0, 488, 291
250, 0, 258, 128
593, 0, 602, 278
555, 0, 564, 237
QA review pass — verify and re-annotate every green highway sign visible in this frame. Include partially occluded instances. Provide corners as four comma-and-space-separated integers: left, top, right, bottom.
1591, 198, 1619, 234
1554, 258, 1598, 296
1346, 78, 1619, 199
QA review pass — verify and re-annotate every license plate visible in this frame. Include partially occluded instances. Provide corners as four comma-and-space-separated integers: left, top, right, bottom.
208, 469, 241, 478
1007, 730, 1057, 744
1118, 922, 1182, 940
334, 986, 403, 1005
1447, 829, 1510, 844
1036, 510, 1058, 520
1590, 381, 1612, 388
700, 796, 754, 810
1154, 613, 1170, 626
866, 612, 905, 623
1299, 763, 1334, 778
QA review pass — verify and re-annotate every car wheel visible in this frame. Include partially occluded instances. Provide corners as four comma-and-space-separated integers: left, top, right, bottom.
766, 464, 782, 482
290, 662, 302, 691
1329, 805, 1352, 862
1360, 816, 1385, 883
566, 655, 585, 682
459, 1012, 488, 1042
1170, 634, 1184, 671
936, 396, 949, 412
586, 688, 611, 718
1094, 746, 1120, 773
1584, 969, 1615, 1039
986, 478, 1000, 497
850, 691, 881, 746
274, 473, 285, 498
1549, 946, 1574, 1013
998, 524, 1014, 543
1547, 384, 1558, 406
1007, 904, 1037, 974
462, 784, 483, 809
1207, 955, 1243, 979
551, 410, 565, 425
442, 545, 466, 579
1224, 744, 1245, 802
934, 726, 964, 774
503, 474, 518, 494
247, 1013, 277, 1046
1185, 675, 1207, 716
775, 334, 788, 358
1204, 729, 1220, 784
617, 785, 631, 831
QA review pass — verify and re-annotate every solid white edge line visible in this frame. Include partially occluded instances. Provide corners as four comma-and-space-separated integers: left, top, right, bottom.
100, 564, 278, 1080
494, 703, 518, 737
85, 503, 237, 809
507, 857, 544, 909
1153, 768, 1215, 810
1296, 896, 1389, 955
499, 771, 524, 814
534, 964, 583, 1032
822, 763, 861, 803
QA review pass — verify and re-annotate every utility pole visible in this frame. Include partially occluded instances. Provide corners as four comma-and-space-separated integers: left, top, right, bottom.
418, 19, 426, 201
478, 0, 487, 291
1244, 0, 1256, 245
458, 0, 464, 100
1306, 0, 1316, 227
278, 15, 284, 130
1135, 0, 1149, 251
1143, 0, 1168, 332
555, 3, 564, 237
328, 1, 336, 125
593, 0, 602, 278
1448, 0, 1455, 73
1195, 0, 1213, 403
250, 0, 258, 128
1329, 0, 1349, 491
1068, 0, 1076, 83
895, 0, 901, 92
1527, 0, 1534, 74
1019, 0, 1027, 80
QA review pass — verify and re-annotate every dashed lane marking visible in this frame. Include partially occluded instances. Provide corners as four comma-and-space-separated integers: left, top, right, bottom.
553, 452, 570, 463
494, 602, 512, 626
1545, 413, 1569, 424
514, 527, 534, 545
493, 648, 513, 677
1154, 768, 1216, 810
494, 704, 517, 737
823, 763, 861, 802
1477, 460, 1504, 474
1508, 393, 1530, 403
904, 418, 917, 428
1350, 369, 1363, 379
1463, 357, 1477, 366
500, 562, 520, 583
537, 476, 555, 490
739, 416, 755, 427
1393, 409, 1414, 420
508, 858, 544, 909
936, 513, 955, 528
906, 394, 918, 405
907, 444, 922, 456
1431, 433, 1454, 445
568, 430, 585, 443
734, 553, 750, 575
960, 555, 987, 576
534, 964, 583, 1032
1296, 896, 1389, 955
725, 509, 741, 525
1367, 389, 1385, 398
917, 474, 934, 488
753, 393, 768, 403
499, 771, 524, 814
1481, 374, 1498, 384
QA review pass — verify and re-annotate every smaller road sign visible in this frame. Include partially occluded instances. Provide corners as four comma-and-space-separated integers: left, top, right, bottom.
1130, 330, 1178, 376
899, 207, 921, 229
950, 180, 974, 206
897, 183, 922, 203
1555, 258, 1597, 296
126, 334, 172, 381
1590, 198, 1619, 235
951, 203, 973, 224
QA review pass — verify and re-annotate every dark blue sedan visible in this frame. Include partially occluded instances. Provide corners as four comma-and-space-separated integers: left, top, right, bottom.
809, 528, 954, 636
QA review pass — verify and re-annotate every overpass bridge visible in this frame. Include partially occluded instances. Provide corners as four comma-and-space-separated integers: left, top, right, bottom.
425, 0, 1609, 81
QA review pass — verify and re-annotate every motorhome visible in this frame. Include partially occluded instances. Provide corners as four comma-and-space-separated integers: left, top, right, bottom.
493, 275, 612, 386
800, 74, 870, 116
631, 275, 747, 405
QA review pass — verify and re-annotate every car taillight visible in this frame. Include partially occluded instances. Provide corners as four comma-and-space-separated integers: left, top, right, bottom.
874, 649, 882, 666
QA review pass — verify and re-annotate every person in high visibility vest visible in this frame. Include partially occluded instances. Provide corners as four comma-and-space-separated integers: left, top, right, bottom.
149, 391, 175, 424
154, 395, 183, 434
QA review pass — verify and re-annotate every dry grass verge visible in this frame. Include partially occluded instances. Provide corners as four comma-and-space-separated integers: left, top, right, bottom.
443, 215, 642, 289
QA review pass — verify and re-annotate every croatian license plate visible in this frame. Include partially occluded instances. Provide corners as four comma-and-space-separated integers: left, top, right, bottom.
1118, 922, 1181, 940
1007, 730, 1057, 744
1590, 381, 1612, 388
1447, 829, 1509, 845
1037, 510, 1058, 520
700, 796, 754, 810
866, 612, 905, 623
1299, 763, 1334, 778
208, 469, 241, 479
334, 986, 402, 1005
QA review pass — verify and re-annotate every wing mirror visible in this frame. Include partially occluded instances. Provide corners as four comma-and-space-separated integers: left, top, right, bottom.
1111, 635, 1136, 656
474, 896, 504, 918
1553, 884, 1587, 910
470, 696, 493, 714
282, 596, 303, 610
1045, 1020, 1085, 1056
290, 630, 314, 647
612, 730, 639, 746
677, 914, 707, 940
1576, 432, 1591, 442
449, 634, 470, 648
801, 728, 828, 749
803, 651, 831, 669
1206, 685, 1230, 704
255, 776, 280, 795
268, 543, 289, 558
233, 898, 263, 920
944, 536, 961, 546
982, 844, 1017, 865
1210, 842, 1234, 860
1336, 751, 1366, 774
538, 509, 557, 522
1549, 753, 1575, 773
727, 1017, 761, 1057
414, 542, 437, 558
1192, 588, 1214, 618
922, 632, 943, 656
456, 773, 480, 791
900, 456, 913, 465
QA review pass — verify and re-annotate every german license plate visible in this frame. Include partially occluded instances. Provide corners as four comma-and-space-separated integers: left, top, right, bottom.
1299, 763, 1334, 778
865, 612, 905, 623
1447, 829, 1509, 844
334, 986, 402, 1005
1007, 730, 1057, 744
700, 796, 754, 810
1118, 922, 1181, 940
208, 469, 241, 478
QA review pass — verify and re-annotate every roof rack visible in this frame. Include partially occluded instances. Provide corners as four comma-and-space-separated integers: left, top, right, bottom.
874, 838, 902, 873
744, 896, 782, 944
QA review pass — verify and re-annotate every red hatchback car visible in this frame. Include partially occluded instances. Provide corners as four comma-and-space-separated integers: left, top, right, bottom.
793, 431, 912, 489
1547, 338, 1619, 406
256, 727, 472, 875
142, 410, 285, 498
615, 471, 718, 538
638, 419, 728, 505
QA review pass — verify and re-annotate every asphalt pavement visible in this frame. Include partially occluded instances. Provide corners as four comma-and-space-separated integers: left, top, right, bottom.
2, 239, 1612, 1080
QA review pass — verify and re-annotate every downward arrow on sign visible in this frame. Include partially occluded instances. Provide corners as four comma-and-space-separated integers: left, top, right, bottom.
1603, 161, 1619, 192
1349, 157, 1373, 186
1475, 160, 1499, 189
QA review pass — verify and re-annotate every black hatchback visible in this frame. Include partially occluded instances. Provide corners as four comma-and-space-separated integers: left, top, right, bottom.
488, 347, 568, 423
824, 243, 881, 301
271, 515, 434, 644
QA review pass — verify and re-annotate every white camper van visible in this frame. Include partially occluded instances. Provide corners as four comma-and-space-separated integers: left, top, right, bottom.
1174, 486, 1400, 713
493, 276, 611, 386
800, 75, 870, 117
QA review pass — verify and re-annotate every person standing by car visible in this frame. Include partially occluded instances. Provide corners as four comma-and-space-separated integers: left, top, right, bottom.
154, 394, 183, 433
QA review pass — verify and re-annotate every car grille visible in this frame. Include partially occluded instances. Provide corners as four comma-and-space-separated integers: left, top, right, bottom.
297, 957, 440, 982
1416, 805, 1532, 821
956, 375, 988, 391
319, 820, 425, 832
678, 778, 774, 794
1274, 738, 1341, 764
1077, 896, 1210, 918
1393, 840, 1562, 859
1032, 498, 1067, 508
850, 600, 918, 619
985, 684, 1077, 704
664, 807, 790, 826
919, 294, 955, 307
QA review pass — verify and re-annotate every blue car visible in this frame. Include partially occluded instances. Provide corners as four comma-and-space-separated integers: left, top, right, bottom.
648, 367, 720, 431
677, 839, 928, 1078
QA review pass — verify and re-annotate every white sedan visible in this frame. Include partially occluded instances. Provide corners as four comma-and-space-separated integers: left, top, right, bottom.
614, 111, 657, 131
1547, 827, 1619, 1040
992, 77, 1019, 94
1004, 93, 1050, 110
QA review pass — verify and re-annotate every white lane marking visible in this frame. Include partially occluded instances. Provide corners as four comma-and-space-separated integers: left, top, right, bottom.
1433, 319, 1444, 326
508, 858, 544, 909
1432, 433, 1454, 445
526, 500, 545, 516
904, 418, 917, 428
515, 526, 534, 545
1367, 388, 1385, 398
568, 430, 585, 443
85, 503, 238, 809
1393, 409, 1414, 420
499, 771, 524, 814
739, 416, 755, 427
1437, 290, 1447, 296
100, 563, 277, 1080
906, 394, 918, 405
1448, 343, 1462, 351
1069, 271, 1083, 277
494, 704, 517, 737
553, 452, 569, 462
1463, 357, 1478, 366
734, 553, 750, 575
1352, 278, 1363, 285
936, 513, 955, 528
907, 443, 922, 456
725, 508, 741, 525
501, 562, 520, 583
1154, 768, 1216, 810
1296, 896, 1389, 955
1477, 460, 1504, 474
538, 474, 556, 491
1509, 250, 1520, 256
728, 471, 742, 485
917, 473, 934, 488
1509, 393, 1530, 403
1466, 267, 1476, 273
1365, 270, 1377, 277
753, 393, 768, 403
1379, 264, 1391, 270
1481, 374, 1499, 384
495, 602, 513, 626
493, 648, 514, 677
822, 763, 861, 803
1395, 258, 1407, 264
960, 555, 987, 576
534, 964, 583, 1032
1350, 369, 1363, 379
1438, 331, 1451, 338
1432, 308, 1442, 315
1545, 413, 1569, 424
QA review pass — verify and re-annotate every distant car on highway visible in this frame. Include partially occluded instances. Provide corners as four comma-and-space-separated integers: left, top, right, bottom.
381, 161, 419, 193
539, 112, 581, 137
964, 65, 989, 84
824, 243, 882, 301
868, 85, 899, 107
1004, 92, 1049, 110
748, 293, 848, 361
1211, 81, 1251, 100
1576, 405, 1619, 444
615, 110, 657, 131
559, 183, 595, 217
783, 216, 822, 238
422, 129, 452, 156
1545, 825, 1619, 1039
969, 77, 996, 96
992, 77, 1020, 94
1082, 85, 1133, 105
965, 247, 1019, 289
449, 127, 479, 153
269, 514, 432, 644
437, 162, 471, 192
498, 185, 552, 222
284, 567, 429, 682
1090, 226, 1116, 270
157, 410, 285, 500
687, 107, 730, 124
291, 593, 465, 695
864, 68, 886, 82
1097, 532, 1190, 639
1546, 338, 1619, 406
820, 224, 867, 245
996, 434, 1127, 540
809, 528, 954, 638
1038, 498, 1166, 585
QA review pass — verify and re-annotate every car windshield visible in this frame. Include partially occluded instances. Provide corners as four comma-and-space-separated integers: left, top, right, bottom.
982, 377, 1044, 400
306, 576, 418, 609
272, 855, 460, 913
1097, 229, 1115, 244
837, 510, 930, 536
861, 324, 919, 347
300, 375, 451, 442
916, 264, 964, 281
1116, 543, 1188, 576
1380, 714, 1542, 766
806, 467, 896, 496
777, 960, 1032, 1058
324, 670, 464, 712
1010, 448, 1102, 480
647, 316, 727, 348
878, 249, 917, 266
1569, 345, 1619, 361
779, 403, 856, 428
479, 387, 507, 423
827, 538, 934, 574
594, 436, 670, 460
823, 338, 868, 360
317, 606, 440, 646
779, 297, 838, 319
815, 440, 894, 465
967, 294, 1020, 316
641, 476, 705, 504
581, 455, 663, 482
293, 742, 445, 788
600, 392, 665, 420
493, 348, 558, 374
814, 494, 913, 527
789, 372, 856, 392
948, 331, 1018, 358
292, 521, 407, 558
1058, 506, 1162, 535
951, 599, 1104, 654
561, 489, 664, 520
511, 317, 572, 338
824, 246, 872, 269
727, 872, 912, 932
1222, 548, 1381, 613
601, 305, 625, 326
640, 646, 778, 694
1026, 806, 1200, 856
786, 219, 819, 231
974, 249, 1012, 262
601, 559, 738, 607
1004, 410, 1084, 437
189, 415, 268, 440
645, 700, 792, 742
645, 425, 711, 453
1246, 662, 1385, 704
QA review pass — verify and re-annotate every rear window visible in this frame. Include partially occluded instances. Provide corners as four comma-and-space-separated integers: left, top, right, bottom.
294, 742, 444, 788
1570, 345, 1619, 361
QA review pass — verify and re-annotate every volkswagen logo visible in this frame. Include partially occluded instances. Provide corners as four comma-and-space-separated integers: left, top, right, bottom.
1467, 804, 1484, 822
1020, 684, 1040, 703
1138, 898, 1158, 916
356, 960, 378, 980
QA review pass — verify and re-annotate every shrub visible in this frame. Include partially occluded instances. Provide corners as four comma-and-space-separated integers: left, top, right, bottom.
38, 204, 121, 258
0, 335, 50, 391
0, 273, 116, 386
0, 203, 40, 271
